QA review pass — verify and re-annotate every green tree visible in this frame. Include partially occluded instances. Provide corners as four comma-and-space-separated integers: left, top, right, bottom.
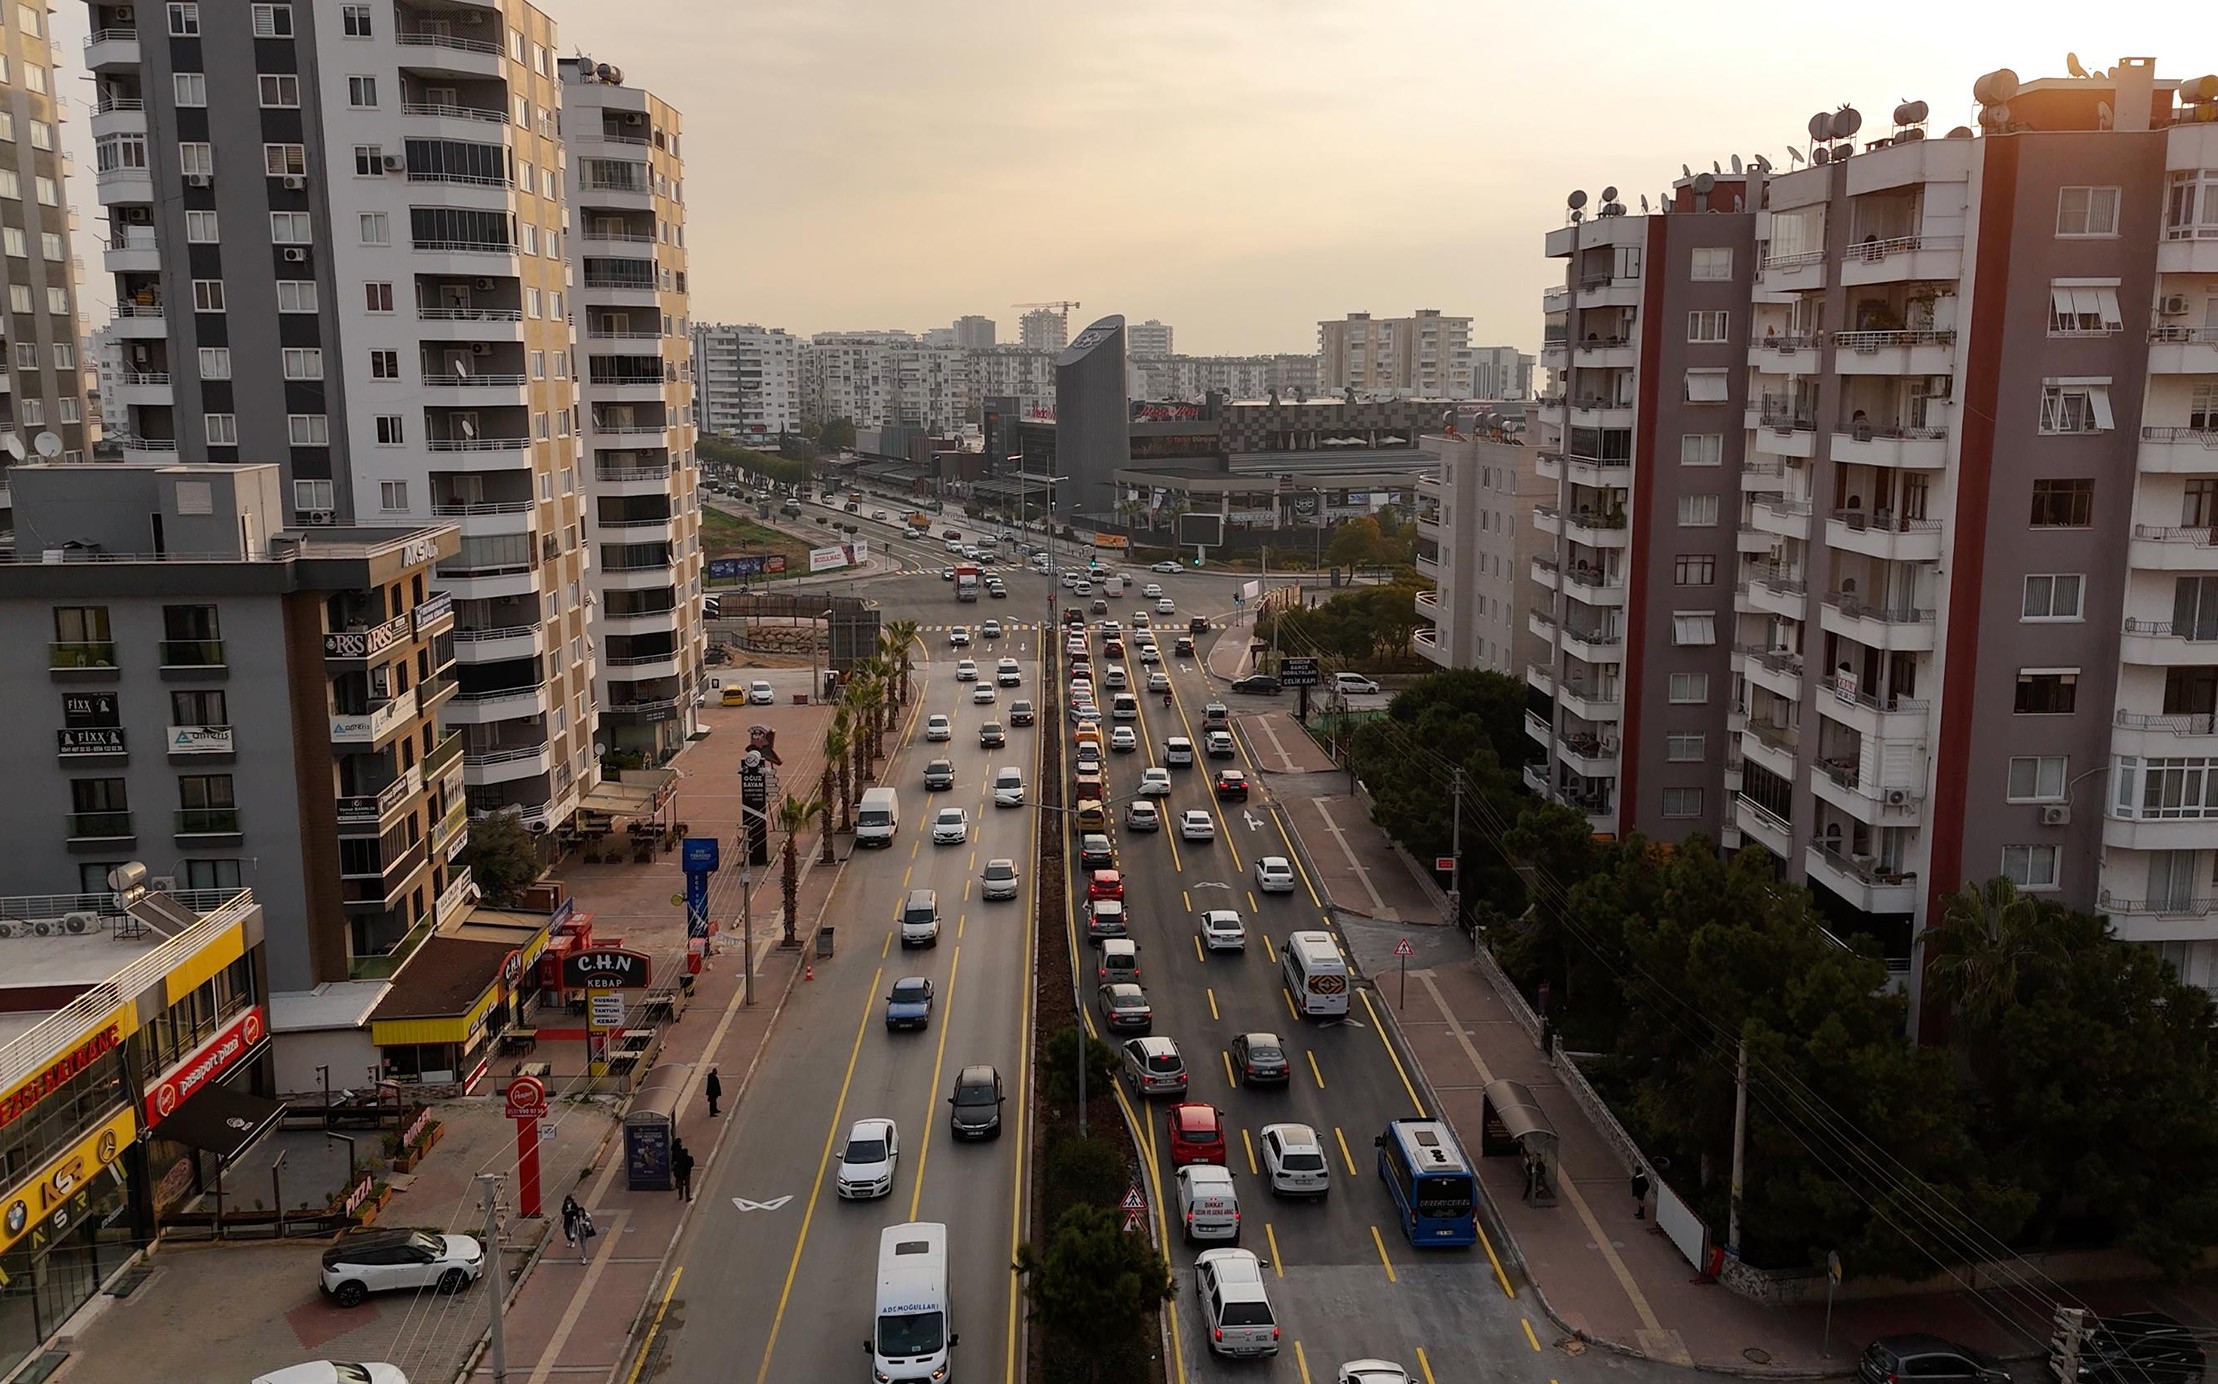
776, 791, 823, 945
1015, 1204, 1174, 1384
1919, 878, 2062, 1083
1042, 1025, 1119, 1107
459, 812, 543, 905
819, 417, 857, 451
1325, 515, 1387, 568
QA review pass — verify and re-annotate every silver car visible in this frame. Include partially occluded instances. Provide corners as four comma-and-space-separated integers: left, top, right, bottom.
981, 858, 1020, 900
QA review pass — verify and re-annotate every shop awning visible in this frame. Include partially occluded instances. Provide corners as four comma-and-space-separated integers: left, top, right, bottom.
160, 1081, 287, 1162
578, 771, 678, 823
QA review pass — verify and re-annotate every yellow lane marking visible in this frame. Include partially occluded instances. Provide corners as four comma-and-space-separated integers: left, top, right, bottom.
1265, 1222, 1284, 1278
1192, 934, 1204, 964
880, 929, 892, 959
1416, 1349, 1437, 1384
1306, 1051, 1325, 1089
623, 1266, 681, 1384
1293, 1339, 1311, 1384
1242, 1127, 1258, 1174
1522, 1318, 1542, 1351
751, 965, 883, 1384
1206, 988, 1219, 1022
1356, 989, 1427, 1117
1282, 989, 1297, 1021
1477, 1216, 1517, 1298
1166, 831, 1182, 873
1334, 1126, 1359, 1176
906, 946, 962, 1221
1182, 888, 1191, 913
1262, 934, 1277, 964
902, 866, 912, 889
1370, 1224, 1398, 1283
963, 879, 972, 903
958, 912, 966, 938
909, 839, 919, 859
1224, 821, 1243, 872
1247, 890, 1259, 911
1221, 1050, 1236, 1088
967, 849, 976, 871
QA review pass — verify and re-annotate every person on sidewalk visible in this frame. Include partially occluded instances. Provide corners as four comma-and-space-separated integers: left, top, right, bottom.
673, 1141, 695, 1202
1630, 1168, 1650, 1221
574, 1207, 597, 1263
706, 1067, 723, 1117
561, 1194, 582, 1250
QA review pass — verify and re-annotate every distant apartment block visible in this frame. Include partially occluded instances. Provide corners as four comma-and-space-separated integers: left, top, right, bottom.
953, 314, 997, 349
1415, 430, 1552, 675
693, 323, 800, 442
801, 332, 967, 432
1472, 345, 1537, 400
1126, 319, 1174, 358
1319, 310, 1476, 398
1128, 353, 1322, 403
1019, 307, 1069, 353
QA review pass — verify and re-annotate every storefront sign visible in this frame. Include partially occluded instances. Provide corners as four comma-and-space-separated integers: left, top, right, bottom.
0, 1023, 123, 1131
56, 727, 125, 757
166, 724, 235, 755
561, 947, 652, 990
141, 1006, 266, 1126
0, 1107, 135, 1254
403, 1105, 435, 1149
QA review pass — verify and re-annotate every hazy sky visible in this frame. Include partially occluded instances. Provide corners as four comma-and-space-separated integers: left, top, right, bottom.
52, 1, 2197, 355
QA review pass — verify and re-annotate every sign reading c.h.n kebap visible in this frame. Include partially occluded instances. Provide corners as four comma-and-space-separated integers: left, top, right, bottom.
560, 947, 653, 990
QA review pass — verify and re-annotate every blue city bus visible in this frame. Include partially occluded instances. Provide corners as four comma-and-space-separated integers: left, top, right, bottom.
1376, 1119, 1479, 1246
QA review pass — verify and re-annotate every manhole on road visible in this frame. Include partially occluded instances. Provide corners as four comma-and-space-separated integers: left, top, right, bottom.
1744, 1347, 1774, 1365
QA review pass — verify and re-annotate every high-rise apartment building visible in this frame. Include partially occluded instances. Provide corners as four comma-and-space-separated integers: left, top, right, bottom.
561, 57, 702, 765
801, 332, 966, 431
692, 322, 800, 442
1415, 430, 1551, 675
1529, 57, 2218, 1003
1471, 345, 1537, 400
953, 314, 997, 349
1126, 318, 1174, 358
85, 0, 602, 832
1318, 309, 1476, 397
1128, 353, 1324, 404
1019, 307, 1068, 353
0, 0, 90, 525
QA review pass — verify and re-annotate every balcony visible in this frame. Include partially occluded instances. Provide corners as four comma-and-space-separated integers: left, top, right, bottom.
1839, 233, 1964, 287
1560, 622, 1621, 665
400, 99, 510, 128
1412, 625, 1447, 665
603, 696, 683, 723
1525, 709, 1553, 748
49, 641, 120, 677
1569, 398, 1636, 431
1557, 679, 1622, 723
2146, 326, 2218, 376
1734, 794, 1794, 857
1826, 510, 1943, 563
1828, 423, 1950, 471
107, 371, 173, 407
1740, 722, 1801, 781
1737, 643, 1806, 701
422, 373, 531, 403
1750, 498, 1813, 543
330, 690, 419, 746
336, 766, 422, 827
175, 807, 243, 843
2110, 708, 2218, 761
113, 303, 167, 339
82, 27, 140, 71
341, 839, 431, 909
1525, 662, 1555, 698
1806, 844, 1920, 914
1557, 730, 1620, 778
1818, 677, 1931, 740
1745, 568, 1809, 621
453, 623, 544, 662
1532, 450, 1632, 490
2139, 426, 2218, 474
324, 611, 414, 661
65, 811, 134, 846
122, 437, 182, 461
2127, 524, 2218, 572
1523, 762, 1552, 798
103, 228, 160, 275
426, 729, 466, 783
1740, 459, 1796, 493
415, 306, 526, 344
444, 683, 551, 724
463, 742, 555, 783
1811, 757, 1925, 826
1748, 334, 1821, 373
420, 671, 459, 712
2120, 618, 2218, 666
1563, 335, 1636, 370
1819, 592, 1936, 652
394, 28, 504, 77
1535, 505, 1630, 549
1831, 328, 1955, 377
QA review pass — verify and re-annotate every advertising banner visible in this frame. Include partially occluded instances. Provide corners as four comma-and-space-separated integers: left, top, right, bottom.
142, 1005, 266, 1126
808, 540, 870, 573
708, 554, 789, 581
1091, 533, 1130, 551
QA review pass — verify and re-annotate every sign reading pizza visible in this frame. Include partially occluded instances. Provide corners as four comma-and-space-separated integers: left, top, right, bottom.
561, 947, 653, 990
142, 1005, 267, 1127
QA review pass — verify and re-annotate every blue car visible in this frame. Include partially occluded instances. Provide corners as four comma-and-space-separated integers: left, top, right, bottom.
885, 977, 935, 1031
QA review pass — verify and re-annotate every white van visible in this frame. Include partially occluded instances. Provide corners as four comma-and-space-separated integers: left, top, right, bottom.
869, 1222, 955, 1382
856, 787, 900, 847
1281, 930, 1351, 1018
1177, 1164, 1241, 1243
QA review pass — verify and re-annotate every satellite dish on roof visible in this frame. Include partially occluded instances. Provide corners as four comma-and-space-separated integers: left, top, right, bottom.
1978, 103, 2011, 131
1811, 146, 1831, 165
2, 433, 24, 460
1693, 172, 1716, 194
1566, 189, 1588, 210
34, 431, 61, 457
1973, 69, 2020, 105
1730, 154, 1743, 174
1600, 186, 1618, 202
1808, 112, 1834, 142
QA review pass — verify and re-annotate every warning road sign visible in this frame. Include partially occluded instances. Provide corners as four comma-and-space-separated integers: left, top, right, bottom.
1122, 1209, 1143, 1233
1121, 1186, 1147, 1212
1394, 938, 1415, 958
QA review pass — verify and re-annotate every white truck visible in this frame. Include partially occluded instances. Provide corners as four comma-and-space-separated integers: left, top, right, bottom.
953, 564, 981, 602
856, 787, 900, 847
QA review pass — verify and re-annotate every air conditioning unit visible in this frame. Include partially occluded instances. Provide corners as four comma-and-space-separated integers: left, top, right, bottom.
0, 921, 17, 938
114, 6, 135, 20
2039, 803, 2071, 826
282, 175, 306, 190
306, 509, 336, 526
184, 174, 211, 188
1884, 788, 1911, 807
283, 247, 307, 262
62, 912, 95, 934
148, 875, 176, 892
473, 277, 496, 290
2161, 295, 2191, 316
382, 155, 406, 173
470, 341, 492, 355
623, 113, 645, 127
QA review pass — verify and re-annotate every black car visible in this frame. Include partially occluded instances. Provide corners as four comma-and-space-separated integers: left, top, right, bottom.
1098, 983, 1154, 1033
1009, 699, 1036, 726
2074, 1313, 2208, 1384
1213, 769, 1250, 802
948, 1064, 1005, 1139
1857, 1337, 2008, 1384
1174, 636, 1195, 656
1230, 674, 1283, 695
923, 758, 955, 790
1230, 1032, 1290, 1085
978, 721, 1006, 748
1079, 833, 1116, 871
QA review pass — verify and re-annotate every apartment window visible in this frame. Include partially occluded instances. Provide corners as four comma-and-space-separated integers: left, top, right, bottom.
184, 209, 218, 242
1690, 247, 1733, 281
269, 211, 312, 243
1680, 433, 1723, 466
1660, 787, 1704, 819
203, 413, 238, 446
3, 285, 21, 315
35, 175, 55, 207
1666, 733, 1707, 762
520, 225, 537, 256
282, 348, 323, 380
0, 167, 18, 200
51, 343, 74, 372
1668, 672, 1709, 704
360, 212, 389, 245
2022, 574, 2085, 621
2014, 669, 2079, 715
250, 3, 292, 36
1672, 612, 1717, 646
341, 2, 371, 36
526, 288, 541, 319
509, 29, 524, 61
1687, 311, 1729, 343
364, 282, 394, 313
553, 351, 568, 379
353, 145, 383, 176
0, 228, 16, 257
375, 415, 404, 445
44, 286, 65, 315
198, 347, 231, 379
24, 119, 47, 152
2029, 478, 2094, 527
20, 400, 41, 427
2176, 576, 2218, 641
1678, 494, 1720, 527
294, 479, 333, 512
2187, 479, 2218, 528
167, 3, 199, 35
2007, 756, 2068, 802
533, 412, 550, 440
347, 76, 377, 108
2056, 186, 2120, 237
2048, 284, 2123, 335
379, 481, 408, 512
370, 349, 399, 379
265, 145, 307, 178
38, 231, 58, 262
258, 75, 299, 109
514, 94, 530, 126
173, 72, 208, 107
288, 415, 329, 447
1673, 555, 1716, 586
2042, 382, 2114, 433
1683, 369, 1729, 402
70, 778, 127, 820
530, 350, 546, 380
2116, 756, 2218, 823
178, 142, 212, 177
191, 279, 224, 312
11, 343, 31, 370
276, 281, 317, 313
58, 399, 79, 425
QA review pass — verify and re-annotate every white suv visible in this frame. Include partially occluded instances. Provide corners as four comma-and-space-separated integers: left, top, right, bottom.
1194, 1248, 1280, 1357
321, 1229, 486, 1307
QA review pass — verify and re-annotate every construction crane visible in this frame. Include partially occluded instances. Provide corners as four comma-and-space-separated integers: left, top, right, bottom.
1011, 300, 1082, 340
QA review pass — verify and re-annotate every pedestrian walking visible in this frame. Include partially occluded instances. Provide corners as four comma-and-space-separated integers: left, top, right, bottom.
706, 1066, 723, 1117
560, 1194, 581, 1248
1630, 1168, 1650, 1221
575, 1208, 597, 1263
673, 1140, 696, 1202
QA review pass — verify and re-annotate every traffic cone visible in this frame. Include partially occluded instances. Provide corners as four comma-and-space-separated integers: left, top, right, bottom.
804, 960, 815, 982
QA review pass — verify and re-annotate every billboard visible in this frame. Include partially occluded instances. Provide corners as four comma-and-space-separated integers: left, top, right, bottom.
807, 540, 870, 573
1176, 512, 1225, 547
708, 554, 789, 581
1091, 532, 1130, 551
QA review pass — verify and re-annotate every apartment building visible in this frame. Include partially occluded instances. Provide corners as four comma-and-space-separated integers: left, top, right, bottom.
1472, 345, 1537, 400
962, 344, 1056, 422
1126, 318, 1174, 358
1415, 429, 1552, 675
1530, 58, 2218, 1003
1128, 352, 1322, 404
0, 461, 466, 990
1018, 306, 1068, 353
952, 314, 996, 349
692, 322, 799, 442
0, 0, 91, 526
801, 332, 967, 431
561, 57, 702, 764
1319, 309, 1476, 398
85, 0, 600, 832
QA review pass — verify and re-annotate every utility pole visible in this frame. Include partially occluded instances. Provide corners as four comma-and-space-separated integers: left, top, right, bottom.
740, 862, 755, 1006
1447, 768, 1464, 933
1728, 1035, 1749, 1259
478, 1173, 507, 1384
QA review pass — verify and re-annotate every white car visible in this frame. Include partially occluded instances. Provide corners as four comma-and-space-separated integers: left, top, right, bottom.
1109, 726, 1138, 754
1194, 1249, 1279, 1358
996, 658, 1022, 686
747, 679, 776, 705
1260, 1122, 1332, 1198
1138, 768, 1174, 797
981, 857, 1021, 900
931, 807, 970, 845
1147, 671, 1171, 692
954, 659, 979, 682
1103, 666, 1128, 690
949, 626, 971, 646
1125, 800, 1161, 832
321, 1230, 486, 1307
972, 684, 997, 704
1143, 583, 1164, 598
1337, 1363, 1411, 1384
1180, 810, 1216, 841
993, 767, 1026, 806
1198, 910, 1246, 952
1152, 560, 1181, 573
981, 619, 1003, 639
1254, 857, 1297, 893
1156, 598, 1176, 615
1176, 1163, 1242, 1244
1065, 637, 1088, 656
1333, 672, 1382, 696
835, 1118, 899, 1200
1137, 644, 1160, 663
252, 1365, 411, 1384
924, 714, 952, 741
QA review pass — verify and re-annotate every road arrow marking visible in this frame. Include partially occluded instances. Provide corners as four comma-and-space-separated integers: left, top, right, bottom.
1243, 811, 1264, 832
732, 1195, 794, 1212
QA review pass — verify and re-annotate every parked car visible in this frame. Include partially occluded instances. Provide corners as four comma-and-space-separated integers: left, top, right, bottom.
1098, 982, 1154, 1033
1336, 1363, 1410, 1384
1260, 1122, 1332, 1197
885, 977, 935, 1030
748, 679, 776, 704
1230, 1032, 1290, 1085
1152, 560, 1182, 573
1333, 672, 1382, 696
1856, 1337, 2009, 1384
2072, 1313, 2208, 1384
1230, 674, 1282, 696
322, 1230, 486, 1307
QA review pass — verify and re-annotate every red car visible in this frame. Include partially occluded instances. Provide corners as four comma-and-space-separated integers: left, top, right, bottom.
1213, 769, 1250, 802
1088, 868, 1124, 902
1166, 1102, 1226, 1166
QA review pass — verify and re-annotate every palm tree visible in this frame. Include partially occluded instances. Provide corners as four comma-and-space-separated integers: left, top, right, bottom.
846, 674, 881, 782
883, 620, 922, 704
1920, 877, 2066, 1067
817, 722, 843, 861
776, 790, 823, 945
827, 707, 854, 833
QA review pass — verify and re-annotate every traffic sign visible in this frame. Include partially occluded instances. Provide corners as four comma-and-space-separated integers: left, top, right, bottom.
589, 993, 626, 1028
1279, 656, 1320, 688
1121, 1185, 1147, 1212
1433, 856, 1455, 873
504, 1074, 549, 1120
1394, 938, 1415, 958
1122, 1209, 1143, 1233
669, 892, 685, 908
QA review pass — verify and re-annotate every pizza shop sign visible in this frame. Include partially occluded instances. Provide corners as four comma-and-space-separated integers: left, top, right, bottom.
142, 1006, 266, 1127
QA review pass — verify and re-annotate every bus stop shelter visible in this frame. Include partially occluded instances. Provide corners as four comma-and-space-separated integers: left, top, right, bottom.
1478, 1077, 1561, 1207
623, 1062, 692, 1191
